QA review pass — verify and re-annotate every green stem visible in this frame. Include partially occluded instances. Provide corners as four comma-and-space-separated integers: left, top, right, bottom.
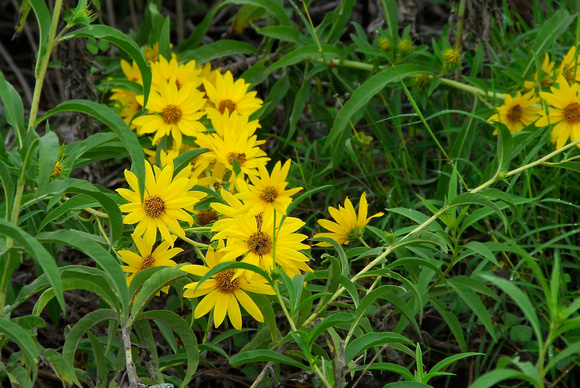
28, 0, 64, 132
180, 234, 209, 249
273, 281, 296, 331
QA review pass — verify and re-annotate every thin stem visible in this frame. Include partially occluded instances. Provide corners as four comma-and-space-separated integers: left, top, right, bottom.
312, 363, 332, 388
273, 282, 297, 332
28, 0, 64, 132
180, 234, 209, 249
121, 321, 142, 388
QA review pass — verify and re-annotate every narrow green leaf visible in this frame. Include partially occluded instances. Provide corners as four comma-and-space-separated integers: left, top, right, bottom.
138, 310, 199, 386
350, 363, 414, 380
36, 230, 129, 316
62, 309, 117, 366
40, 100, 146, 199
312, 236, 349, 277
39, 178, 123, 243
256, 25, 300, 43
29, 0, 50, 74
0, 219, 65, 312
0, 71, 26, 146
480, 274, 542, 344
308, 312, 354, 348
379, 0, 399, 39
0, 160, 15, 220
448, 277, 499, 341
448, 192, 508, 230
385, 291, 421, 335
37, 130, 60, 189
430, 352, 483, 374
40, 348, 81, 385
230, 349, 306, 369
181, 40, 257, 64
265, 44, 342, 75
87, 331, 108, 381
430, 298, 467, 352
470, 368, 538, 388
0, 316, 39, 380
344, 332, 413, 363
39, 195, 97, 231
226, 0, 291, 25
354, 285, 400, 330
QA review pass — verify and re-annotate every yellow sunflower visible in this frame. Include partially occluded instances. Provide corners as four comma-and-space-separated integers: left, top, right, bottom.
524, 53, 555, 90
116, 161, 205, 245
558, 47, 580, 85
314, 192, 384, 246
194, 126, 269, 179
110, 89, 141, 126
182, 240, 275, 330
536, 75, 580, 149
203, 70, 263, 116
212, 211, 312, 279
488, 90, 542, 134
150, 56, 203, 89
118, 234, 181, 286
236, 160, 302, 216
443, 48, 461, 65
206, 108, 261, 138
133, 79, 206, 148
120, 59, 142, 83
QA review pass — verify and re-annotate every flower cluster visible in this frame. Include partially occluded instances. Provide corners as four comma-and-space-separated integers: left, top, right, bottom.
110, 44, 315, 329
488, 47, 580, 149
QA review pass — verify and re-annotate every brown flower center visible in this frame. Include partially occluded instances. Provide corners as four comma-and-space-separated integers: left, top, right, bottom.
144, 195, 166, 218
259, 186, 278, 203
563, 102, 580, 123
215, 269, 240, 294
255, 213, 263, 231
247, 231, 272, 256
197, 209, 219, 226
141, 254, 155, 270
162, 104, 182, 124
227, 152, 247, 167
219, 99, 237, 114
507, 104, 523, 123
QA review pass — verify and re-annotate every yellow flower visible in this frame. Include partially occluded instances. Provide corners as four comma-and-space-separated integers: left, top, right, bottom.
120, 59, 142, 83
524, 53, 555, 90
398, 39, 412, 54
379, 38, 391, 51
236, 160, 302, 216
414, 74, 431, 88
488, 90, 542, 134
116, 161, 205, 245
182, 240, 275, 330
536, 75, 580, 149
444, 48, 461, 65
110, 89, 141, 126
150, 56, 203, 90
118, 234, 181, 286
558, 46, 580, 85
133, 79, 206, 148
194, 125, 269, 179
314, 192, 384, 246
206, 108, 261, 138
144, 43, 160, 63
50, 161, 63, 178
212, 211, 311, 279
203, 71, 263, 116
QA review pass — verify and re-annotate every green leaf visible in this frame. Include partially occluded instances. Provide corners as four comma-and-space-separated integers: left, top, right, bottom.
344, 332, 413, 363
138, 310, 199, 386
353, 285, 400, 331
130, 266, 188, 322
384, 383, 433, 388
470, 368, 538, 388
545, 341, 580, 372
448, 192, 508, 230
231, 4, 266, 35
63, 25, 152, 107
41, 100, 146, 199
0, 160, 15, 220
287, 184, 332, 214
40, 348, 81, 385
312, 237, 349, 277
39, 194, 97, 231
38, 178, 123, 243
430, 352, 483, 374
225, 0, 291, 25
180, 40, 257, 64
495, 123, 514, 174
62, 309, 117, 367
308, 312, 354, 348
350, 362, 414, 380
384, 291, 421, 335
480, 274, 542, 344
230, 349, 306, 370
256, 25, 300, 43
448, 277, 499, 341
430, 297, 467, 352
37, 130, 60, 189
326, 65, 430, 165
0, 71, 26, 146
0, 316, 39, 381
462, 241, 501, 267
379, 0, 399, 39
265, 44, 342, 75
29, 0, 50, 75
87, 331, 108, 381
521, 9, 574, 78
36, 230, 129, 317
0, 219, 65, 312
